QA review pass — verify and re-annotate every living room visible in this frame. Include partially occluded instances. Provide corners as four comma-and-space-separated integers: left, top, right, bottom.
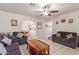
1, 3, 79, 55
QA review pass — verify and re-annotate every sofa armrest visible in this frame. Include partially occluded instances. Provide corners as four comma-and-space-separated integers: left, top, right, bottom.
52, 34, 56, 37
48, 34, 56, 39
70, 37, 77, 48
71, 37, 77, 40
70, 37, 77, 42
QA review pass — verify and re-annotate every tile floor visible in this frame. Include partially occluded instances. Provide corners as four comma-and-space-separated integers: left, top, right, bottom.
19, 39, 79, 55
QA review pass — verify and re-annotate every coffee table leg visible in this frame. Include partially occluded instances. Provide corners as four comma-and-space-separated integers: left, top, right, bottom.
48, 46, 49, 55
27, 43, 28, 49
48, 49, 49, 55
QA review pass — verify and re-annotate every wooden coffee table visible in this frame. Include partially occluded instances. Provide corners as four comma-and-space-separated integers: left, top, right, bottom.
27, 39, 50, 55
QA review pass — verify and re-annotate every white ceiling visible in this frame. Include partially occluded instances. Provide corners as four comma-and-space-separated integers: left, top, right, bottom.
0, 3, 79, 18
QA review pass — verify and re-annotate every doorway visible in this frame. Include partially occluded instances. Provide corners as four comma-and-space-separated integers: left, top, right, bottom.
22, 21, 36, 39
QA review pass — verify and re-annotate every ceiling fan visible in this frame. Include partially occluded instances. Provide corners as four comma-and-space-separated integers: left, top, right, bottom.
34, 4, 59, 16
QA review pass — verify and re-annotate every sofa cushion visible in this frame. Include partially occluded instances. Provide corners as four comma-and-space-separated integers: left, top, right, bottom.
57, 31, 70, 38
5, 42, 19, 52
61, 38, 71, 43
66, 34, 73, 39
2, 37, 12, 46
56, 33, 61, 37
17, 33, 23, 39
13, 32, 19, 36
57, 31, 77, 38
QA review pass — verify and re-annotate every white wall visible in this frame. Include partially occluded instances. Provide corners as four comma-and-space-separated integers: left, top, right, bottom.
52, 10, 79, 36
35, 19, 45, 39
43, 21, 52, 39
35, 18, 53, 39
0, 11, 36, 32
0, 11, 37, 38
0, 10, 53, 39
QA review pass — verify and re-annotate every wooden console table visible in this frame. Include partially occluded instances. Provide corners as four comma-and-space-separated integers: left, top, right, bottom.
27, 39, 50, 55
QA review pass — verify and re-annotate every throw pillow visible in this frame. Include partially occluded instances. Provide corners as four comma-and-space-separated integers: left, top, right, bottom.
0, 43, 7, 55
56, 33, 61, 37
1, 37, 12, 46
66, 34, 73, 39
17, 33, 23, 39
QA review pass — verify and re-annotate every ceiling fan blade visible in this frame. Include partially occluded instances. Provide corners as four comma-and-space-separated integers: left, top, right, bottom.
40, 13, 51, 16
49, 11, 59, 13
48, 14, 51, 16
34, 11, 43, 13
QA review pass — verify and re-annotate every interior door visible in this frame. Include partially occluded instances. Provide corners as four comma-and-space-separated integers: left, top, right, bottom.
44, 21, 52, 39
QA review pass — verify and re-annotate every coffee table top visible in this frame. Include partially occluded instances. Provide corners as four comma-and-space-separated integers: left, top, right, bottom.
27, 39, 49, 51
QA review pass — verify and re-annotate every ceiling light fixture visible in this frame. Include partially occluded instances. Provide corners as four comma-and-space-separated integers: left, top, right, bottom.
43, 12, 49, 15
33, 3, 59, 16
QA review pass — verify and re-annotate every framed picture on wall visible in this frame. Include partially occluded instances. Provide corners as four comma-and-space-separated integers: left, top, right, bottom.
37, 22, 42, 29
68, 18, 73, 23
56, 21, 58, 24
11, 20, 17, 26
61, 19, 65, 23
45, 24, 48, 27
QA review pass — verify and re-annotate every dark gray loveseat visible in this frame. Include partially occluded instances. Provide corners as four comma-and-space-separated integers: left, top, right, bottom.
50, 31, 77, 49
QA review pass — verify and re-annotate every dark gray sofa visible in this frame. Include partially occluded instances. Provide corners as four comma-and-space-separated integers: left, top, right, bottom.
13, 32, 27, 45
49, 31, 77, 49
0, 33, 21, 55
